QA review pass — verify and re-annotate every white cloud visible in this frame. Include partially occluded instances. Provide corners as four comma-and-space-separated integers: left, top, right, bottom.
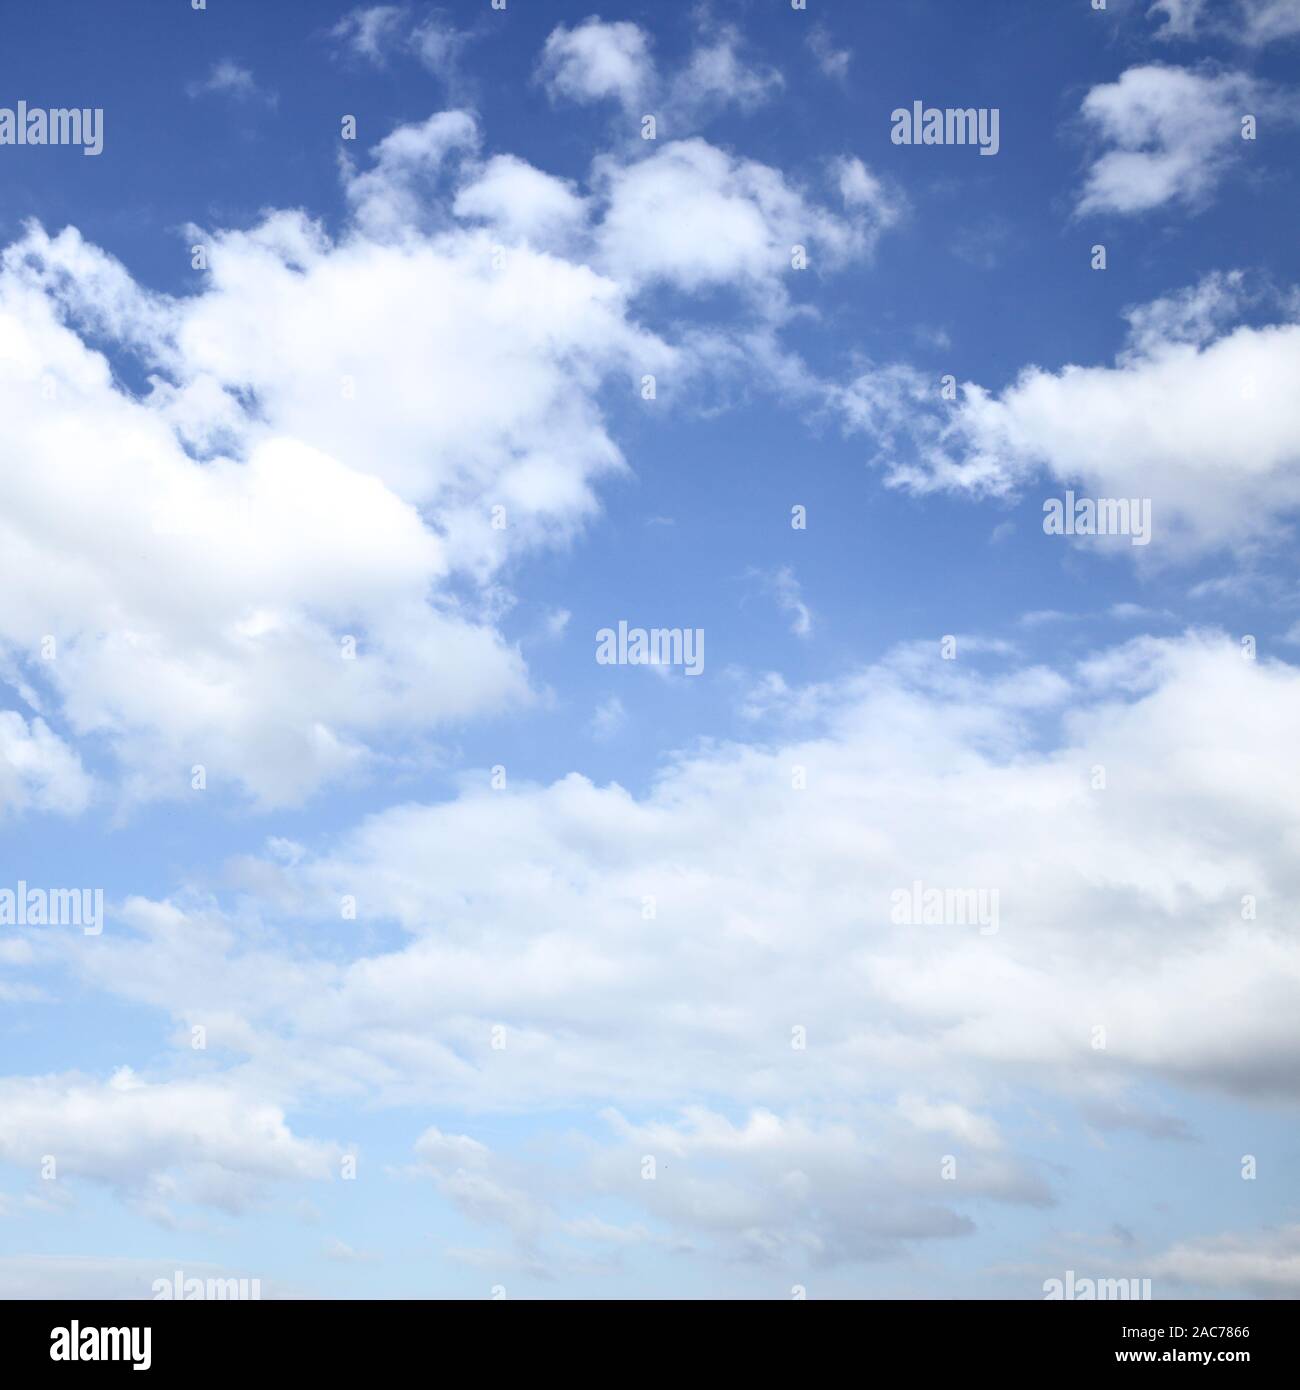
589, 1106, 1042, 1264
185, 61, 271, 105
538, 18, 655, 114
1120, 266, 1247, 354
1150, 0, 1208, 39
834, 155, 905, 229
403, 1107, 1043, 1268
409, 12, 476, 85
1149, 1223, 1300, 1295
593, 139, 890, 299
1241, 0, 1300, 41
453, 154, 588, 248
897, 1095, 1003, 1151
538, 17, 783, 128
1152, 0, 1300, 45
0, 109, 696, 808
341, 108, 480, 237
329, 6, 476, 87
862, 275, 1300, 557
0, 711, 91, 816
329, 5, 406, 64
0, 1067, 337, 1216
808, 25, 851, 81
3, 6, 1293, 1297
1075, 65, 1279, 216
54, 632, 1300, 1114
0, 85, 899, 811
13, 629, 1297, 1267
0, 230, 530, 806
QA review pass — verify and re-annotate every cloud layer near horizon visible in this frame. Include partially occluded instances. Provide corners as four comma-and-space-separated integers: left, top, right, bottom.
5, 630, 1296, 1278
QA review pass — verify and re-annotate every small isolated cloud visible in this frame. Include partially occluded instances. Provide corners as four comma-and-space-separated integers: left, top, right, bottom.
538, 17, 782, 129
410, 12, 477, 85
330, 5, 406, 64
539, 609, 572, 643
808, 25, 851, 81
593, 139, 892, 302
1151, 0, 1300, 46
1110, 602, 1171, 622
185, 61, 274, 106
1150, 0, 1210, 38
329, 6, 477, 88
538, 18, 655, 114
1075, 65, 1286, 217
666, 23, 784, 117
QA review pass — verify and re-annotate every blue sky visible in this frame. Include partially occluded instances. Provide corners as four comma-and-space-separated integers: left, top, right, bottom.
1, 0, 1299, 1299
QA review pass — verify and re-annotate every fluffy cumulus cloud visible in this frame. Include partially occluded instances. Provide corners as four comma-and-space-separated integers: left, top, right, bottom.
1075, 65, 1285, 216
538, 16, 783, 129
0, 104, 889, 809
0, 711, 91, 816
666, 23, 784, 118
859, 274, 1300, 557
10, 630, 1294, 1267
538, 17, 656, 114
593, 140, 894, 297
0, 219, 533, 807
0, 1067, 336, 1217
331, 5, 478, 90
